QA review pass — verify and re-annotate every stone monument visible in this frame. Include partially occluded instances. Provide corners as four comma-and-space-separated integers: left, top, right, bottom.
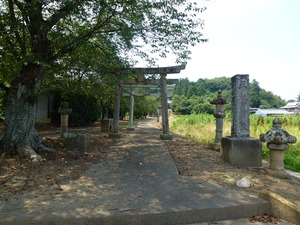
221, 75, 262, 167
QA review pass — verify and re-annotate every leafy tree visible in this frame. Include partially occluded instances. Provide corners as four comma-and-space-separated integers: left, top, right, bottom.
174, 78, 190, 96
171, 94, 191, 115
133, 96, 160, 119
250, 79, 261, 108
186, 83, 198, 98
0, 1, 206, 159
189, 96, 214, 114
204, 77, 231, 93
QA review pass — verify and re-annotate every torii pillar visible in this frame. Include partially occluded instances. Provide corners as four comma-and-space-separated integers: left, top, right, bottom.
109, 83, 122, 138
160, 73, 172, 140
127, 93, 135, 131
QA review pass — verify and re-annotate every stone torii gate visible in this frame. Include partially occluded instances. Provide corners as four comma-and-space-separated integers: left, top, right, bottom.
122, 84, 176, 131
109, 65, 185, 140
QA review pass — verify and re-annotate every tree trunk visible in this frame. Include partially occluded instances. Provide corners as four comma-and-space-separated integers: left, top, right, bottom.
0, 63, 44, 161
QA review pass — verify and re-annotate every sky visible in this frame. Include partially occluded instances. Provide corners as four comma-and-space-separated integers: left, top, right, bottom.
137, 0, 300, 101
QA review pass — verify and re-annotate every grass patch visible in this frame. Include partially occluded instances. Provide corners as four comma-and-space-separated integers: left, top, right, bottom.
170, 114, 300, 172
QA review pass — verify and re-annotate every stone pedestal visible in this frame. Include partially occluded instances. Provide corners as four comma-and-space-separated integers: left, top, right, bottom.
160, 133, 173, 140
60, 114, 69, 136
266, 144, 289, 178
269, 149, 284, 170
221, 137, 262, 167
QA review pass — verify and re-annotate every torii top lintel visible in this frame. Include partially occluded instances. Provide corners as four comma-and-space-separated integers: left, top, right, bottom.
131, 64, 186, 75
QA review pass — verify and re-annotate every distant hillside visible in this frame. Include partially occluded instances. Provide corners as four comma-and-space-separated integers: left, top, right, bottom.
171, 77, 286, 115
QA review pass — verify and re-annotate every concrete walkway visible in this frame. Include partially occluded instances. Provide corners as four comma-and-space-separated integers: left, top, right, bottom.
0, 120, 293, 224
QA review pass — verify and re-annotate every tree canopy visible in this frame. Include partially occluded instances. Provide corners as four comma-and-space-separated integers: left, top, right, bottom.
0, 0, 207, 159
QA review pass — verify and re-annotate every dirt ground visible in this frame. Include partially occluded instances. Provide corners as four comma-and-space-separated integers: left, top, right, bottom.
0, 120, 299, 210
166, 134, 300, 207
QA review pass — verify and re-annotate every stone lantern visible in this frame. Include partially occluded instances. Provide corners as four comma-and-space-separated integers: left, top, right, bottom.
260, 117, 297, 178
58, 101, 72, 137
210, 90, 227, 144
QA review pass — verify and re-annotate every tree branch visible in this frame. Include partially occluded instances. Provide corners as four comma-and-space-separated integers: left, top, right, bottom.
7, 0, 26, 55
49, 8, 121, 61
45, 0, 85, 33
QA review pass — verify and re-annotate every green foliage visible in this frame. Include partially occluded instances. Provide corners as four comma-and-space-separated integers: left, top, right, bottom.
250, 79, 261, 108
51, 91, 101, 126
133, 96, 160, 119
284, 148, 300, 172
0, 0, 206, 78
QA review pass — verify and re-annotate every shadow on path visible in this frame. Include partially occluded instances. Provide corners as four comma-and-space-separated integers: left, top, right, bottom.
0, 119, 269, 225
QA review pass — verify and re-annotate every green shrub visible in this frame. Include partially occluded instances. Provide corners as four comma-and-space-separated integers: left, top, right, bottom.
51, 91, 101, 126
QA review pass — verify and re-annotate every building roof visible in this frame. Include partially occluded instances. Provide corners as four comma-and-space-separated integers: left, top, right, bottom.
281, 102, 300, 109
255, 108, 291, 116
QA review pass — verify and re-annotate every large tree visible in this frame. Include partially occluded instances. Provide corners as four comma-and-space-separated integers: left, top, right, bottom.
0, 0, 206, 160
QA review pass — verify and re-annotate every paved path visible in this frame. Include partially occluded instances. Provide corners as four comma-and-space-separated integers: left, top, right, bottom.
0, 120, 294, 224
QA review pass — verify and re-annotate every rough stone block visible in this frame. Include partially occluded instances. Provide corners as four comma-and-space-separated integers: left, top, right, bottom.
63, 133, 89, 152
221, 136, 262, 167
101, 119, 112, 133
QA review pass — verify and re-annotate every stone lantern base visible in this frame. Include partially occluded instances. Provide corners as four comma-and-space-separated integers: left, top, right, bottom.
265, 168, 289, 179
126, 127, 135, 131
109, 132, 122, 138
221, 136, 262, 167
160, 133, 173, 140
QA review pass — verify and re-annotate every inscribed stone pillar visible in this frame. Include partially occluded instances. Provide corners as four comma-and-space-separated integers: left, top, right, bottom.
160, 74, 172, 140
220, 74, 262, 167
109, 83, 122, 138
231, 75, 250, 137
